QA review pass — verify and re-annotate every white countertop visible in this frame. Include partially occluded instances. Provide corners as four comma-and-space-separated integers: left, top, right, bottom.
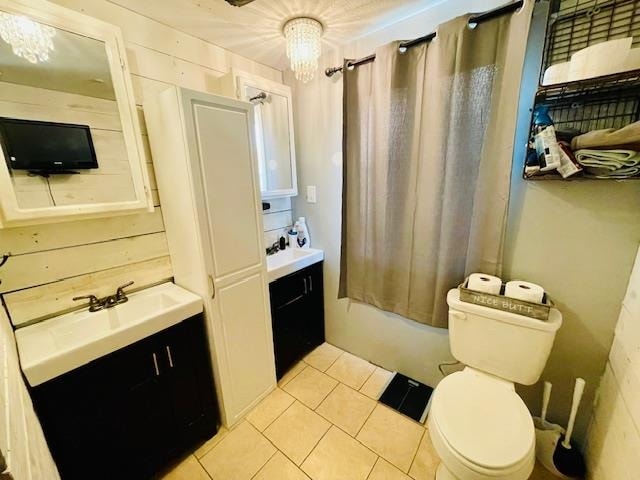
266, 247, 324, 282
15, 282, 203, 386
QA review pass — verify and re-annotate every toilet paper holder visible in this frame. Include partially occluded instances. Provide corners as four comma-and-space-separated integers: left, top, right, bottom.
458, 277, 553, 321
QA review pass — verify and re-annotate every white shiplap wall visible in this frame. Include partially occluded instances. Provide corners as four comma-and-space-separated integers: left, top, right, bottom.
585, 245, 640, 479
0, 1, 283, 477
0, 0, 283, 328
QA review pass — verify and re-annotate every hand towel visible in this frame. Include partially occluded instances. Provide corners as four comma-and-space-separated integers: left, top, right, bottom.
575, 149, 640, 178
571, 121, 640, 150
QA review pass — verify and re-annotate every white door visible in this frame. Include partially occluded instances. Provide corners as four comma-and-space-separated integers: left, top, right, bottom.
181, 90, 275, 423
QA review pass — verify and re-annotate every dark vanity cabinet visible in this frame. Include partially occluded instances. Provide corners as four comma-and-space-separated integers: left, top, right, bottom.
269, 261, 325, 379
30, 314, 219, 480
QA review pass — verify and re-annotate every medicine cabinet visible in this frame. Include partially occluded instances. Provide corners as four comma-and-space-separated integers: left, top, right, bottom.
216, 70, 298, 199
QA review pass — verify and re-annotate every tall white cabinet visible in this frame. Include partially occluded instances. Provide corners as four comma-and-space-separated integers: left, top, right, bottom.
144, 87, 276, 426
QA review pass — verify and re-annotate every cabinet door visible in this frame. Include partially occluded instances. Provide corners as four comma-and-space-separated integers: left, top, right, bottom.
184, 92, 263, 279
305, 262, 325, 350
270, 270, 309, 378
30, 359, 127, 480
160, 316, 219, 448
208, 273, 275, 422
239, 78, 297, 199
110, 336, 177, 477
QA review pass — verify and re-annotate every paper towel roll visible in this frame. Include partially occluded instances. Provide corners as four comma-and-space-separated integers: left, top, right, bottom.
467, 273, 502, 295
505, 280, 544, 304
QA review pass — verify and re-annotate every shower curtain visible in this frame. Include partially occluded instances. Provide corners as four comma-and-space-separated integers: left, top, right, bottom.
338, 3, 533, 328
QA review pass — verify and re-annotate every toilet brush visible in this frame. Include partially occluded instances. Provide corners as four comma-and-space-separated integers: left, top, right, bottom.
551, 378, 586, 479
534, 381, 565, 474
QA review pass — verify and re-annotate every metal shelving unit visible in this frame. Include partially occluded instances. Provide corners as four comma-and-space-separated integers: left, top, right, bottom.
524, 0, 640, 180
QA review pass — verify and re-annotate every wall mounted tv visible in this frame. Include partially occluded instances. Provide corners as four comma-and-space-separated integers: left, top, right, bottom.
0, 117, 98, 174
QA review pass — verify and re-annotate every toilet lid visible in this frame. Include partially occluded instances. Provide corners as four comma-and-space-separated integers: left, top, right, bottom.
430, 371, 534, 470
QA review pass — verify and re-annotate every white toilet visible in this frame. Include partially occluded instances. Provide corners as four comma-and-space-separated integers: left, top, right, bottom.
427, 289, 562, 480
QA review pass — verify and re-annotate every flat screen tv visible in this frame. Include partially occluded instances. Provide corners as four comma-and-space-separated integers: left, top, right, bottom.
0, 117, 98, 173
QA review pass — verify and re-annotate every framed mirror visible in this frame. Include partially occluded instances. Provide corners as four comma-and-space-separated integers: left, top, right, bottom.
0, 0, 152, 227
237, 75, 298, 199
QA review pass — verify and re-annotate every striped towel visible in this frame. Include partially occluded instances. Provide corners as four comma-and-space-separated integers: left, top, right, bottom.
574, 149, 640, 178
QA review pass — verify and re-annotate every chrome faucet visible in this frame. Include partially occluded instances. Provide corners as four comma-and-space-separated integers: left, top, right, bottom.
72, 281, 135, 312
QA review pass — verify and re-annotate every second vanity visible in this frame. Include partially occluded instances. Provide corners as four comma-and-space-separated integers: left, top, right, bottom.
267, 248, 325, 378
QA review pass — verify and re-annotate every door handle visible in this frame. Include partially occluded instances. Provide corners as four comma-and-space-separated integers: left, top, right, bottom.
165, 346, 174, 368
208, 274, 216, 299
280, 294, 305, 308
303, 277, 308, 295
308, 276, 313, 292
152, 353, 160, 376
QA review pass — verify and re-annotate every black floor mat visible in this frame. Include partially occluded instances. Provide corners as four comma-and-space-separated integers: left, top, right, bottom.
379, 373, 433, 423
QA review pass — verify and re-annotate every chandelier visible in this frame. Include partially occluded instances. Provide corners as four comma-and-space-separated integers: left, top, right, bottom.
283, 17, 323, 83
0, 12, 55, 64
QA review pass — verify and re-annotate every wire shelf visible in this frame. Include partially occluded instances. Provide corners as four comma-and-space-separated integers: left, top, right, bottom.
525, 0, 640, 181
542, 0, 640, 78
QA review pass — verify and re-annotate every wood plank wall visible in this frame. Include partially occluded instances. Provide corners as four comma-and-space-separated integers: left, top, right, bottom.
0, 0, 282, 330
585, 245, 640, 479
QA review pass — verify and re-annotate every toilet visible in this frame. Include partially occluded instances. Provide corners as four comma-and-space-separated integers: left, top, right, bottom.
428, 289, 563, 480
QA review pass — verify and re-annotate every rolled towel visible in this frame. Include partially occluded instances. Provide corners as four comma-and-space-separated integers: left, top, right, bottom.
575, 149, 640, 178
571, 121, 640, 150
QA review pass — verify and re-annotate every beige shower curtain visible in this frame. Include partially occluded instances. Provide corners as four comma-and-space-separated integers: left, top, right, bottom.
339, 3, 533, 328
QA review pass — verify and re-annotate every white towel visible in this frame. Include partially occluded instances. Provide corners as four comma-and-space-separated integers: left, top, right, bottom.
575, 149, 640, 178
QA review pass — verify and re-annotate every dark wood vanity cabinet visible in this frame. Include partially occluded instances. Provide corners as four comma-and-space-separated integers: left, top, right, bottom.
269, 261, 325, 379
30, 314, 219, 480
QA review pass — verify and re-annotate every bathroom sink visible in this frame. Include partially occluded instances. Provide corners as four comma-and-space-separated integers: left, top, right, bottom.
267, 247, 324, 282
15, 282, 203, 386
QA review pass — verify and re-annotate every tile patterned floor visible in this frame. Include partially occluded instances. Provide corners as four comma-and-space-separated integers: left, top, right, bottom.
157, 343, 559, 480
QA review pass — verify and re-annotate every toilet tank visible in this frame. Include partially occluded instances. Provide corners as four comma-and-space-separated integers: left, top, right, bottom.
446, 289, 562, 385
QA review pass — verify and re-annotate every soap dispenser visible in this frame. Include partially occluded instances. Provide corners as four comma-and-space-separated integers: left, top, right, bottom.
296, 217, 310, 249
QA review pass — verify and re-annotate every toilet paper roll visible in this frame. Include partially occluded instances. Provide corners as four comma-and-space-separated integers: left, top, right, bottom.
505, 280, 545, 304
467, 273, 502, 295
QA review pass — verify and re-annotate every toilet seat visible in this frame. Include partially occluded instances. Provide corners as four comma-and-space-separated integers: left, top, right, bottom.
430, 369, 534, 472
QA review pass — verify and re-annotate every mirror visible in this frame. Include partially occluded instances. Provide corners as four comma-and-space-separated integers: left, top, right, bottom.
240, 77, 297, 199
0, 1, 151, 227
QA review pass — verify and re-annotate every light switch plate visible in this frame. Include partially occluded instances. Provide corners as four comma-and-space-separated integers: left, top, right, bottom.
306, 185, 317, 203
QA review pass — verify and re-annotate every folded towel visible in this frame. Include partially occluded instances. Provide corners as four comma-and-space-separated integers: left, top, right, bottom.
571, 121, 640, 150
575, 149, 640, 178
589, 166, 640, 179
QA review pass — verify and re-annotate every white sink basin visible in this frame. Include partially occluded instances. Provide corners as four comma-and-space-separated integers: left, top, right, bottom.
266, 247, 324, 282
15, 282, 203, 386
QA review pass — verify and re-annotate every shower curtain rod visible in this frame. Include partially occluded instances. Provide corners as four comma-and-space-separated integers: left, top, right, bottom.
324, 0, 525, 77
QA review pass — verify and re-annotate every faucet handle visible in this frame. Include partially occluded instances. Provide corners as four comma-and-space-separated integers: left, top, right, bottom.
72, 294, 102, 312
116, 281, 134, 299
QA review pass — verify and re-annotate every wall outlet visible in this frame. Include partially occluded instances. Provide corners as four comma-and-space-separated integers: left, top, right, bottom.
306, 185, 317, 203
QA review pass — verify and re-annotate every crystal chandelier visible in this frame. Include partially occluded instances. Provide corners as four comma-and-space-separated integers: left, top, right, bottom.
283, 17, 323, 83
0, 12, 55, 64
